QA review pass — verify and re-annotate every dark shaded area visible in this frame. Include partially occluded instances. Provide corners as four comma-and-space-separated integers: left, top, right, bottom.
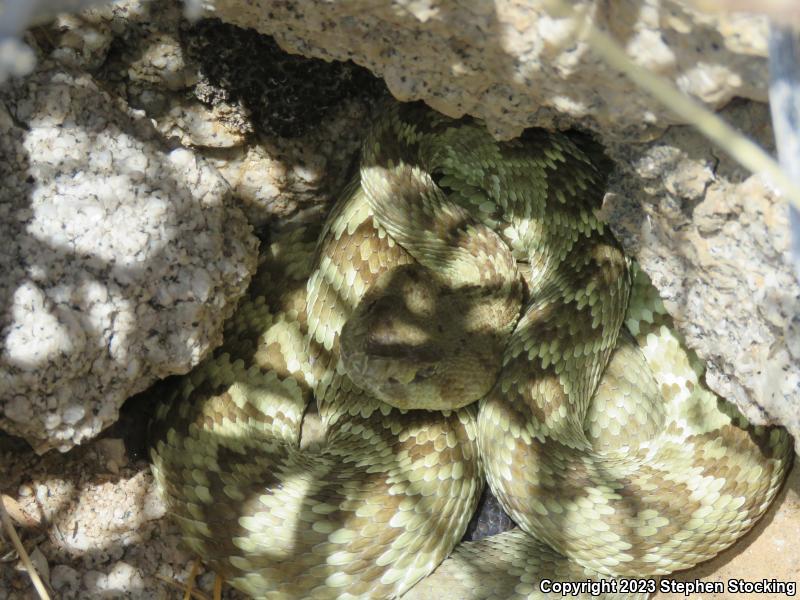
462, 486, 516, 542
103, 385, 163, 464
181, 19, 386, 138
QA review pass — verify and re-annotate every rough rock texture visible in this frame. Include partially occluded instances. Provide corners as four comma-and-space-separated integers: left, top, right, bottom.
201, 99, 373, 228
1, 0, 385, 453
603, 100, 800, 451
175, 19, 384, 226
0, 62, 258, 452
208, 0, 772, 140
0, 418, 252, 599
90, 2, 382, 228
0, 0, 203, 83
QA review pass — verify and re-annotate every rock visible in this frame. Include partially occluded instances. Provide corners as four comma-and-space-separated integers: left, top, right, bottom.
173, 18, 383, 226
94, 438, 127, 474
105, 561, 144, 592
208, 0, 771, 140
47, 12, 115, 72
82, 570, 108, 594
204, 98, 373, 228
141, 481, 167, 521
0, 37, 37, 83
50, 564, 80, 593
0, 0, 142, 82
602, 99, 800, 451
161, 101, 248, 148
94, 9, 380, 227
0, 62, 258, 452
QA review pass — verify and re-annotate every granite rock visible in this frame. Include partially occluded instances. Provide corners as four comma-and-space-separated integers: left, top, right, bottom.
602, 100, 800, 451
208, 0, 772, 140
0, 63, 258, 452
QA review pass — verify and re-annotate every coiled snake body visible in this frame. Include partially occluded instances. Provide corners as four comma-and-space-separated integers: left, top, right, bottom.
149, 102, 791, 599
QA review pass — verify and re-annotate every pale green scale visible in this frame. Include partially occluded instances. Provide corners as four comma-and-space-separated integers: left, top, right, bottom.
148, 101, 792, 600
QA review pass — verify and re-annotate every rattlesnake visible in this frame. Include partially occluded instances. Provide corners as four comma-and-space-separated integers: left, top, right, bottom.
149, 101, 792, 599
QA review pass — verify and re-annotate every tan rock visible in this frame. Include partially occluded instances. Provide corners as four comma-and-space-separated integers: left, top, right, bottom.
602, 100, 800, 451
0, 62, 258, 452
207, 0, 771, 139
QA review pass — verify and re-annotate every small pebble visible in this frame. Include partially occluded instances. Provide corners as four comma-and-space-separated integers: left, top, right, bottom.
106, 560, 144, 591
83, 570, 108, 591
51, 564, 79, 591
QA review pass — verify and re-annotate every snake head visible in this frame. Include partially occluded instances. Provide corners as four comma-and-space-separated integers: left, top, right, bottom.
340, 264, 515, 410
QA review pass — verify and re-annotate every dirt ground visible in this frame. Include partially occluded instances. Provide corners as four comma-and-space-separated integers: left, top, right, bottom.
0, 392, 247, 600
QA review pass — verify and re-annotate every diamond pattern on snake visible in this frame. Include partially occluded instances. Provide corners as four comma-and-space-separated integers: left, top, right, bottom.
148, 101, 792, 599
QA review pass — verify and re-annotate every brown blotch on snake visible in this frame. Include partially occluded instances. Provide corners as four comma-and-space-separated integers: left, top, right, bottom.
149, 101, 792, 599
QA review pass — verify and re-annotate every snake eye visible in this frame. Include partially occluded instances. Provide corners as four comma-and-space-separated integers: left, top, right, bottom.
412, 366, 435, 383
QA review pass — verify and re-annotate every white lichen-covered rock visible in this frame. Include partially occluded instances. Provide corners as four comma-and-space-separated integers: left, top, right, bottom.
603, 100, 800, 452
0, 63, 258, 452
207, 0, 771, 140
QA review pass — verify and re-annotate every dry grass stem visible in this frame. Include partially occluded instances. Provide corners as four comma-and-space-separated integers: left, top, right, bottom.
544, 0, 800, 210
0, 493, 51, 599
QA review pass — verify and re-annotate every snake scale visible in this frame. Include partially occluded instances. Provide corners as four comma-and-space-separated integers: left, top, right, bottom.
149, 101, 792, 599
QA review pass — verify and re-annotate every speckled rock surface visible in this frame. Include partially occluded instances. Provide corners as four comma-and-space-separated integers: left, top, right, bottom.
0, 428, 248, 599
174, 19, 383, 227
0, 62, 258, 452
201, 98, 373, 228
207, 0, 771, 140
602, 99, 800, 452
88, 3, 383, 228
1, 1, 385, 453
